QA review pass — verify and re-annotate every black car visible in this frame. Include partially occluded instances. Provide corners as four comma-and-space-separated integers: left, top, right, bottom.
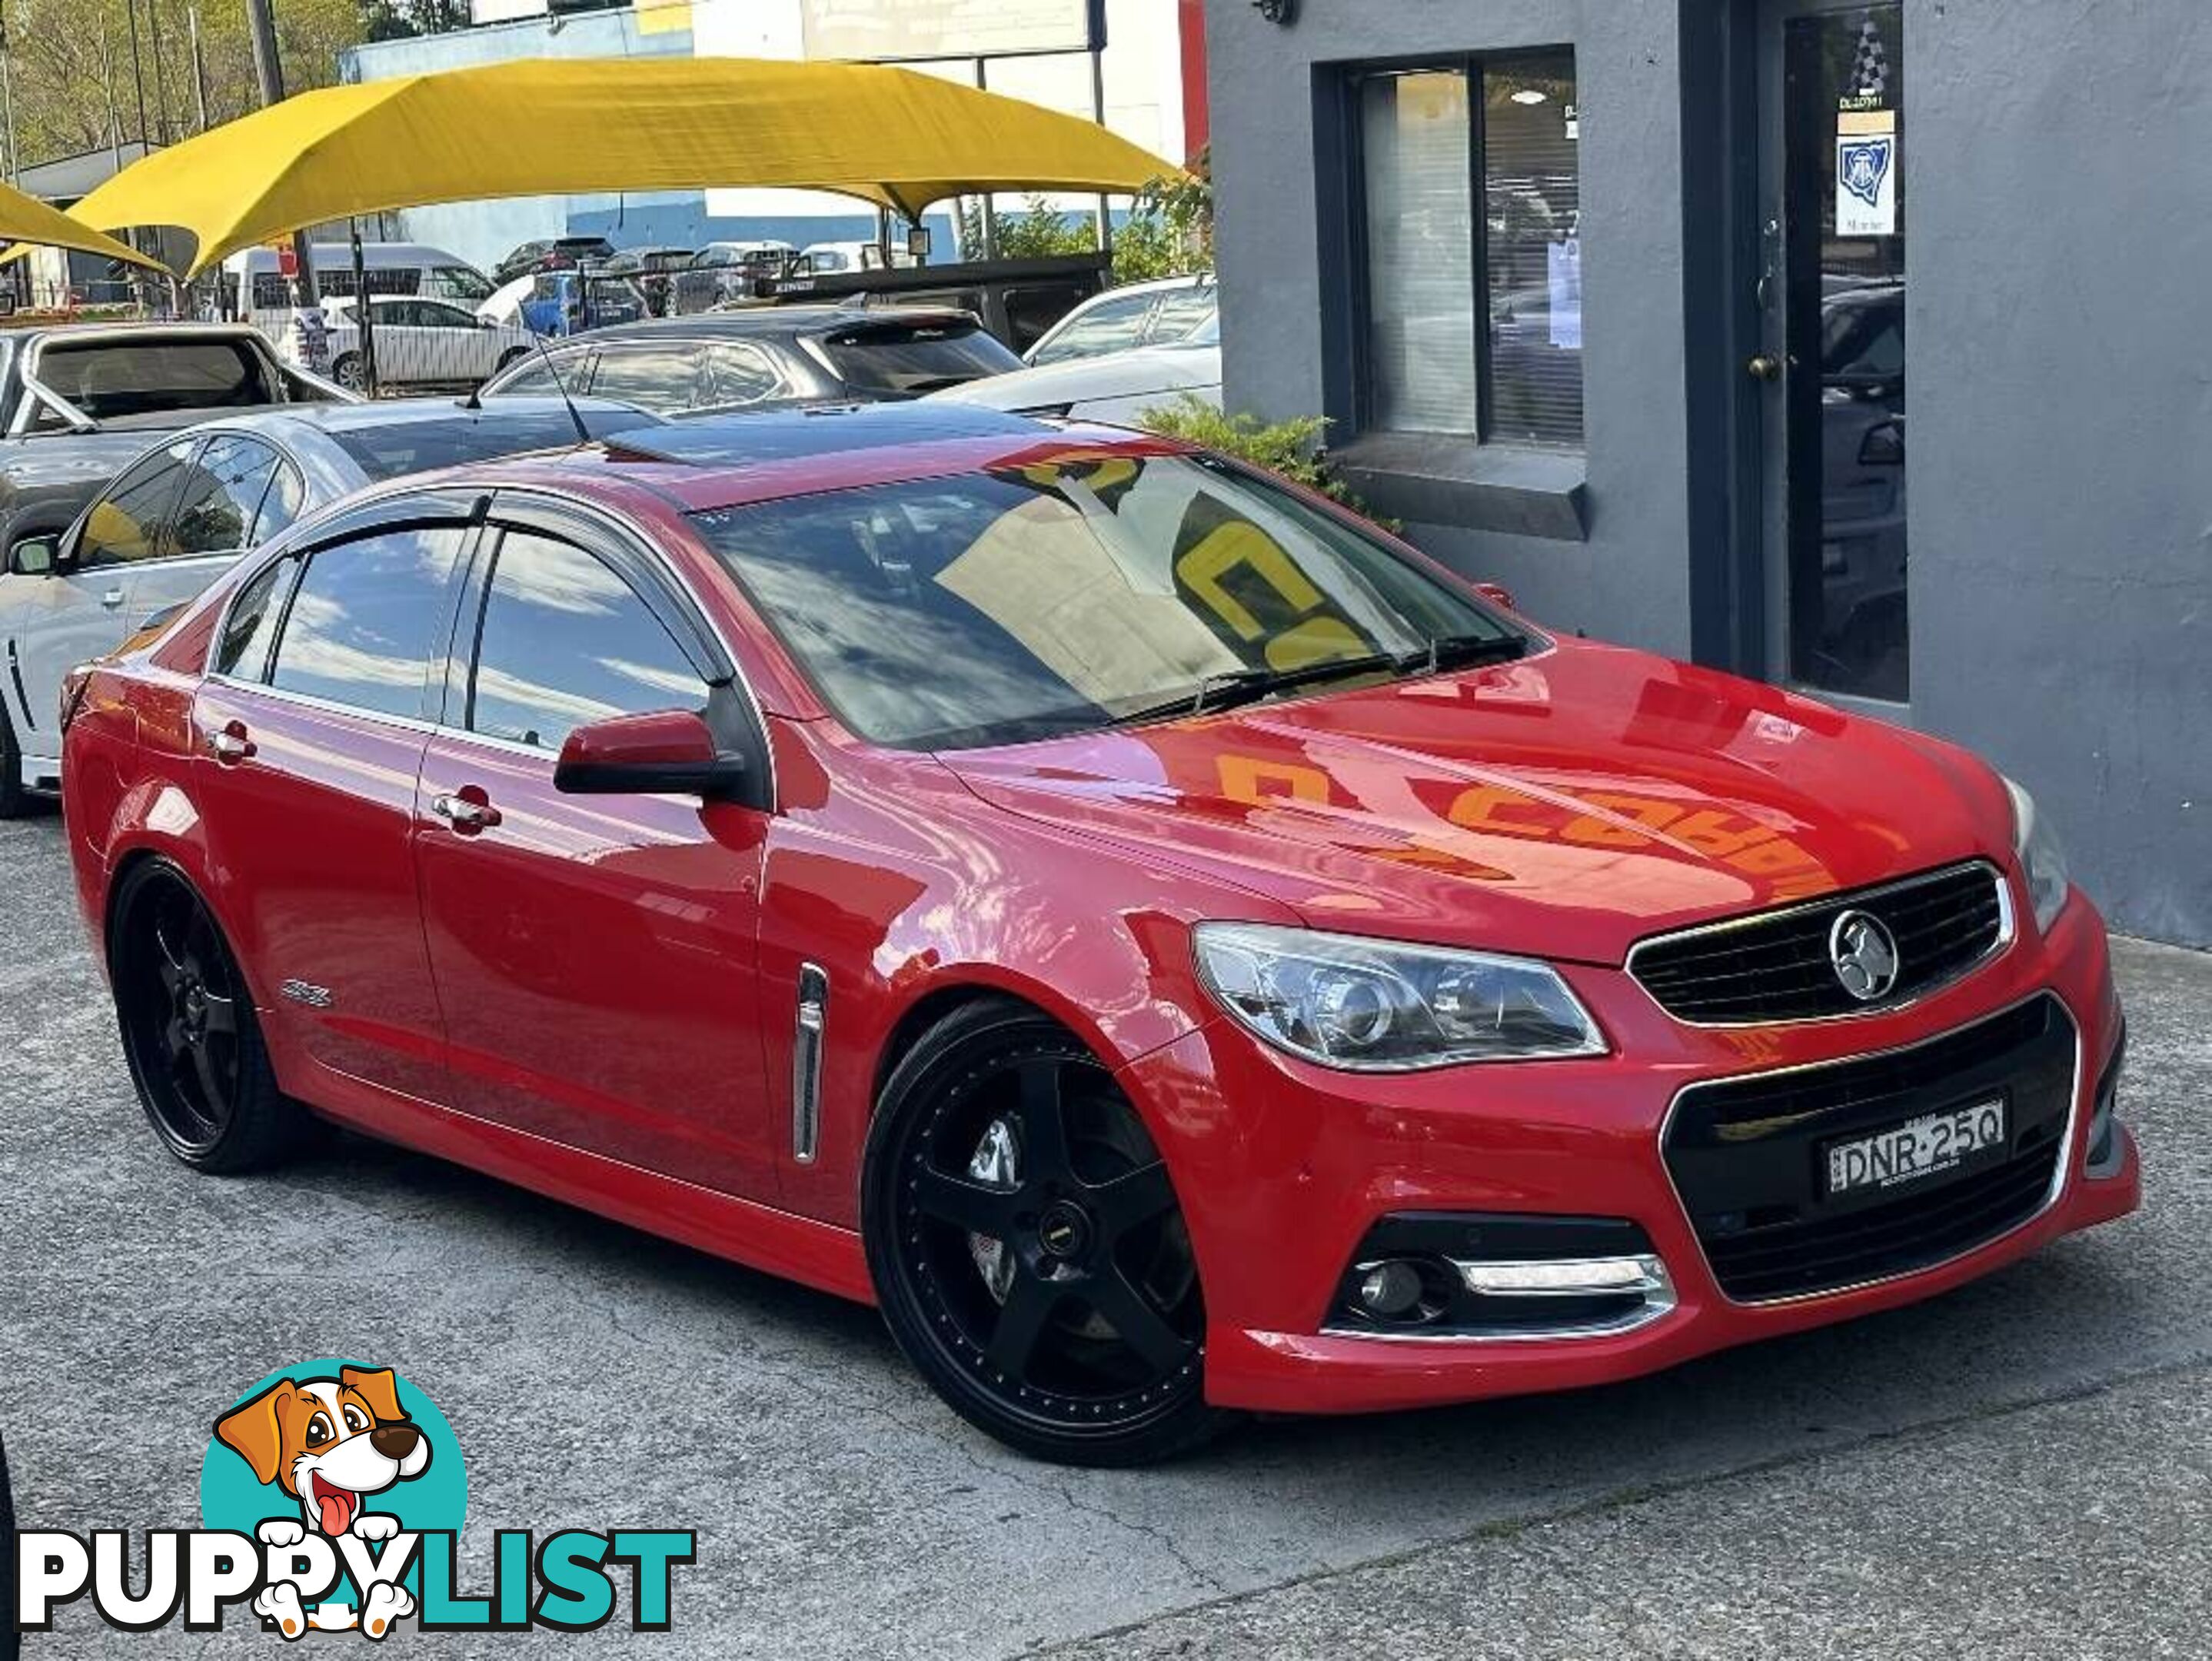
476, 306, 1023, 417
492, 235, 617, 285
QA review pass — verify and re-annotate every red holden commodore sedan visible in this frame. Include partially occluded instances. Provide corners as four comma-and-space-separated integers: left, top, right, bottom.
62, 404, 2137, 1464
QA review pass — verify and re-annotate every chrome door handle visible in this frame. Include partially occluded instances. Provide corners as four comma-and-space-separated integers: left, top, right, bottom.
430, 792, 501, 832
207, 725, 254, 764
1746, 354, 1784, 383
100, 588, 125, 608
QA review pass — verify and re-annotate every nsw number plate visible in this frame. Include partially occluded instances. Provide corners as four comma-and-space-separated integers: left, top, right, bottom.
1826, 1099, 2007, 1197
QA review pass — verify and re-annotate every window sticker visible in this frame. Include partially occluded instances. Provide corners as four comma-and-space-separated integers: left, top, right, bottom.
1836, 109, 1898, 237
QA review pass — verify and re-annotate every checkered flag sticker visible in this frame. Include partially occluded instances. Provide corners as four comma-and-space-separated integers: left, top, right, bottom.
1852, 15, 1891, 99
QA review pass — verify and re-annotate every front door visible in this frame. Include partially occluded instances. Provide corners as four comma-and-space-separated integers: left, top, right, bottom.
1754, 1, 1908, 709
411, 516, 777, 1201
6, 439, 195, 766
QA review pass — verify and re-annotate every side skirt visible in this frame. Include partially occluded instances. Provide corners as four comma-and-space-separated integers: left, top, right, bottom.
283, 1054, 875, 1306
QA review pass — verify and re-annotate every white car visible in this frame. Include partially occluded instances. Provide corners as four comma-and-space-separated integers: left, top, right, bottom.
1023, 273, 1217, 367
0, 398, 660, 813
930, 315, 1222, 425
298, 295, 541, 392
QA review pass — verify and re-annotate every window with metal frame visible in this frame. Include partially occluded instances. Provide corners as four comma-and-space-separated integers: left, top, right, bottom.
265, 526, 468, 721
465, 528, 708, 754
1351, 50, 1582, 448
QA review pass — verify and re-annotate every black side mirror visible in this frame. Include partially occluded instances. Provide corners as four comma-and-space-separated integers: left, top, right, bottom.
8, 534, 61, 577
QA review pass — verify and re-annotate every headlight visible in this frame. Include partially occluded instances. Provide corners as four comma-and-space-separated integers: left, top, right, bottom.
2003, 776, 2071, 934
1192, 923, 1605, 1070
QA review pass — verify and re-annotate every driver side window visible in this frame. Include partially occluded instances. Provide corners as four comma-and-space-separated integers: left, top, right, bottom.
466, 529, 706, 754
78, 441, 195, 567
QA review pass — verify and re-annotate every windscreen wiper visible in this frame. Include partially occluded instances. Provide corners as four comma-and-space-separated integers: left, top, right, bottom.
1115, 651, 1406, 726
1111, 634, 1533, 730
1409, 633, 1532, 675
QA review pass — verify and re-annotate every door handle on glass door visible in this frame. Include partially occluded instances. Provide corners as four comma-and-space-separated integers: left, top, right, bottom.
431, 790, 501, 833
1746, 355, 1783, 382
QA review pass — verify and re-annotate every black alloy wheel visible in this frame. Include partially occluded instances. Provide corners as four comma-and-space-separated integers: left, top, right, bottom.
111, 860, 313, 1173
865, 1000, 1230, 1466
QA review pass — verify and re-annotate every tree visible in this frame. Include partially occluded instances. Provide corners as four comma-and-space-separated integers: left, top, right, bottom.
5, 0, 366, 168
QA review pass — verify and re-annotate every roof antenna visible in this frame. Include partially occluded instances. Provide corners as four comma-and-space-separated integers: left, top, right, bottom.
504, 315, 592, 447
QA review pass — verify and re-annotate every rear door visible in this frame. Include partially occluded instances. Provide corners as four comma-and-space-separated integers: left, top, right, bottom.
8, 439, 192, 754
411, 500, 777, 1199
190, 494, 481, 1104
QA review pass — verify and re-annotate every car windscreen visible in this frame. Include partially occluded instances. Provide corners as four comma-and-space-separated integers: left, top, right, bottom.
816, 320, 1023, 397
691, 453, 1515, 751
328, 408, 657, 480
38, 339, 274, 420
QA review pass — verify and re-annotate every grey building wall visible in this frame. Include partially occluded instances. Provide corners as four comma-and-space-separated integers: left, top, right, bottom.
1206, 0, 2212, 947
1904, 2, 2212, 947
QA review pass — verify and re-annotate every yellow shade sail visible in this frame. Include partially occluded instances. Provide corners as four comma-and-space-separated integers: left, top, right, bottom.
0, 176, 164, 270
60, 55, 1184, 279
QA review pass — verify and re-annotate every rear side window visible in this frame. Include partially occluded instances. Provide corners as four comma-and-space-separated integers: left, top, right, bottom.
1147, 285, 1218, 344
700, 343, 788, 408
467, 530, 704, 752
167, 437, 284, 558
215, 554, 301, 681
584, 345, 705, 413
254, 462, 308, 544
819, 321, 1022, 396
268, 526, 467, 720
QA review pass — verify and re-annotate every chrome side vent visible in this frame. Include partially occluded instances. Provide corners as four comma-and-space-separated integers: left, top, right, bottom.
791, 964, 829, 1164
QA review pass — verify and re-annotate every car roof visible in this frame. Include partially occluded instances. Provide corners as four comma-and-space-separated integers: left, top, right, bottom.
20, 321, 270, 344
547, 305, 984, 348
187, 395, 644, 438
411, 401, 1190, 518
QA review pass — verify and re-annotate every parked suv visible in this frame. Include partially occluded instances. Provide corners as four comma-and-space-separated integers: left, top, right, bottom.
0, 396, 658, 813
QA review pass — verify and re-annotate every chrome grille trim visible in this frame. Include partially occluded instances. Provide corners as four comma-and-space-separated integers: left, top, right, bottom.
1625, 860, 2015, 1028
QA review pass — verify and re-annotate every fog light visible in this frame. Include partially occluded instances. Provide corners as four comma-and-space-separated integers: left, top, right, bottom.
1357, 1260, 1428, 1319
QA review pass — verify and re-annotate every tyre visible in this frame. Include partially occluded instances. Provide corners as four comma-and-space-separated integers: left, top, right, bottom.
109, 859, 318, 1173
0, 702, 24, 819
332, 352, 367, 394
863, 1000, 1232, 1466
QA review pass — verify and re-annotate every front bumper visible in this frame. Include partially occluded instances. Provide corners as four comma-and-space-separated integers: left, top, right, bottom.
1120, 886, 2139, 1416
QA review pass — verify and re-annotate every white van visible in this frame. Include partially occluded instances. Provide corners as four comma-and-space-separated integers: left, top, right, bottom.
223, 242, 497, 338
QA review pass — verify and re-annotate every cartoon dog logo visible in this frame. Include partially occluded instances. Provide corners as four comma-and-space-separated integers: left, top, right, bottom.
215, 1365, 431, 1637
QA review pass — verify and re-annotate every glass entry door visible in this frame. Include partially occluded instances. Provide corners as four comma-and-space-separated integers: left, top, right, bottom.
1754, 1, 1908, 706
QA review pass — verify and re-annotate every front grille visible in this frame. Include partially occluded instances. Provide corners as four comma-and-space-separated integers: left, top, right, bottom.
1664, 996, 2075, 1302
1629, 862, 2008, 1024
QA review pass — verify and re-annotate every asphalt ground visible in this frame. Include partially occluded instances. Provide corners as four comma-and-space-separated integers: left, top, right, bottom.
2, 802, 2207, 1657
